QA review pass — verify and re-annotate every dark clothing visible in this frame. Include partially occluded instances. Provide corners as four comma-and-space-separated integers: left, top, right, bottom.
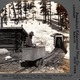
26, 36, 33, 47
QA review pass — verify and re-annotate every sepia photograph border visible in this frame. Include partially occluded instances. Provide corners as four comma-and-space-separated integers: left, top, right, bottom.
0, 0, 80, 80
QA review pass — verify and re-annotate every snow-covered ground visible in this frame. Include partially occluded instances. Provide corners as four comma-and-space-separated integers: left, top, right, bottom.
3, 19, 70, 59
1, 1, 70, 59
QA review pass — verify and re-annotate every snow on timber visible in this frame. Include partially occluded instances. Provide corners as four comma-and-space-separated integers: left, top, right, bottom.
1, 1, 69, 59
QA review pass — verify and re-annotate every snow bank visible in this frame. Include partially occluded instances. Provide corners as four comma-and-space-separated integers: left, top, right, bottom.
0, 48, 9, 54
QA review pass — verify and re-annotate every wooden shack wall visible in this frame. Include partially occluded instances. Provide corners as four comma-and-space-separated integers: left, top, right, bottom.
0, 31, 26, 52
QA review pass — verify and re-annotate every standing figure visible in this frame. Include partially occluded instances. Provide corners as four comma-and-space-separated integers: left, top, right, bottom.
26, 31, 34, 47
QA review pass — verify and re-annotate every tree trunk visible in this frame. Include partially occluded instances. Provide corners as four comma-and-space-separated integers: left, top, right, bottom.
60, 13, 62, 30
1, 17, 3, 27
44, 3, 46, 23
50, 1, 51, 25
12, 2, 16, 19
58, 13, 59, 27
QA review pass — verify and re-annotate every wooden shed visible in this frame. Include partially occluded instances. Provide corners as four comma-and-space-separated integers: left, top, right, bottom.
0, 27, 28, 52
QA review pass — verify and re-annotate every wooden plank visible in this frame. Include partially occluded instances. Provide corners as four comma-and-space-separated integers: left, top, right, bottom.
0, 37, 15, 38
0, 34, 15, 38
0, 39, 15, 43
0, 33, 15, 35
0, 41, 15, 45
0, 45, 15, 48
0, 32, 15, 34
0, 37, 15, 41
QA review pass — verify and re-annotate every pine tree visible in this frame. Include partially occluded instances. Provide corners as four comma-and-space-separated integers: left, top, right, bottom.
15, 1, 22, 21
3, 7, 7, 25
56, 4, 69, 30
40, 0, 50, 23
23, 0, 28, 19
0, 6, 8, 27
46, 0, 51, 25
31, 0, 36, 21
11, 2, 17, 20
8, 4, 11, 19
0, 8, 4, 27
40, 0, 47, 23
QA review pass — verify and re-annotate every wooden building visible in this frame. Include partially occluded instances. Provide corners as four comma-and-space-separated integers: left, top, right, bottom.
0, 27, 28, 52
